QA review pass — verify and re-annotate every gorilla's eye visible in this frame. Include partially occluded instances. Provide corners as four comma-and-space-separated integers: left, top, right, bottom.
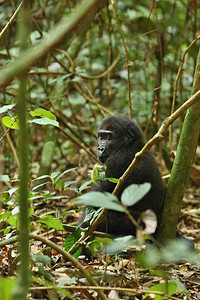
98, 130, 113, 140
107, 132, 112, 140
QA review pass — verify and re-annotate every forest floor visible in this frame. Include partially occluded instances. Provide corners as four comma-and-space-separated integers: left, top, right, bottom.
1, 159, 200, 299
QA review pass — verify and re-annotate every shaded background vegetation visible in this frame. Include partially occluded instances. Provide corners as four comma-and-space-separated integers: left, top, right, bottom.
0, 0, 200, 299
1, 0, 199, 181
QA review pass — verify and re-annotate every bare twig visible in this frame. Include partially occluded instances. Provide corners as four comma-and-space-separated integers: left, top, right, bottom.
169, 35, 200, 151
29, 285, 180, 299
0, 120, 20, 167
73, 82, 113, 115
0, 1, 23, 39
111, 0, 132, 119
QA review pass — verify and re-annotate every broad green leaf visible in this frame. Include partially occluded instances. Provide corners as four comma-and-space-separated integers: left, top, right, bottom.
34, 254, 51, 265
80, 207, 101, 226
0, 175, 10, 182
161, 239, 197, 264
38, 215, 64, 230
64, 228, 82, 258
0, 211, 11, 221
55, 178, 64, 191
88, 237, 112, 254
121, 183, 151, 206
102, 235, 137, 255
77, 191, 125, 212
30, 108, 56, 120
57, 277, 77, 287
137, 245, 160, 268
64, 180, 77, 189
145, 282, 179, 299
30, 118, 59, 127
2, 116, 19, 129
51, 172, 59, 178
38, 265, 53, 281
0, 103, 15, 114
7, 187, 18, 196
79, 180, 93, 192
7, 214, 18, 227
4, 227, 11, 234
0, 277, 16, 300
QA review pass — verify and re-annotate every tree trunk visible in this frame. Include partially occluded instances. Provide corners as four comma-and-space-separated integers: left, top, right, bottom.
157, 49, 200, 243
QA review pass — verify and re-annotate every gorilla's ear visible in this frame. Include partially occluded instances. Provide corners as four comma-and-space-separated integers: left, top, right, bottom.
127, 125, 135, 138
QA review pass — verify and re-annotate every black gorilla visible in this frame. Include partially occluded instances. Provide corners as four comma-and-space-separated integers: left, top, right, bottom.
80, 115, 164, 236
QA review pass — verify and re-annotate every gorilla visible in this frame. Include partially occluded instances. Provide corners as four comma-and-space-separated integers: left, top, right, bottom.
80, 115, 164, 236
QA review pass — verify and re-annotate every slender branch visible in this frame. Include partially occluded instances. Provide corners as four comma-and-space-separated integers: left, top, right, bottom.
75, 52, 120, 80
58, 126, 97, 163
0, 120, 19, 167
169, 35, 200, 151
73, 82, 113, 115
0, 1, 23, 39
29, 285, 175, 298
111, 0, 132, 119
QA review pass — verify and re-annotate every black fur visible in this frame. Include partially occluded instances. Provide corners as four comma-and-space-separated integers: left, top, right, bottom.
81, 115, 164, 236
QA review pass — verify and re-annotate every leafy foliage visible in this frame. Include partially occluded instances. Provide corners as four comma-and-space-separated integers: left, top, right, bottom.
0, 0, 199, 299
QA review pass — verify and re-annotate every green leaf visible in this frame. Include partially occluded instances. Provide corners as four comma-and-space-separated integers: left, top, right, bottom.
145, 282, 179, 299
7, 214, 18, 227
80, 207, 102, 227
51, 172, 60, 178
136, 245, 160, 268
57, 276, 77, 287
2, 116, 19, 129
34, 254, 51, 265
38, 265, 53, 281
33, 175, 51, 181
0, 104, 16, 114
64, 180, 77, 189
30, 118, 59, 127
77, 191, 125, 212
30, 108, 56, 120
161, 239, 197, 264
0, 211, 11, 221
121, 183, 151, 206
0, 277, 16, 300
88, 237, 112, 254
55, 168, 77, 182
64, 228, 82, 258
45, 195, 69, 200
7, 187, 18, 196
38, 215, 64, 230
90, 164, 106, 181
107, 178, 119, 183
32, 182, 49, 191
0, 175, 10, 182
102, 235, 137, 255
55, 178, 64, 191
79, 180, 93, 192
